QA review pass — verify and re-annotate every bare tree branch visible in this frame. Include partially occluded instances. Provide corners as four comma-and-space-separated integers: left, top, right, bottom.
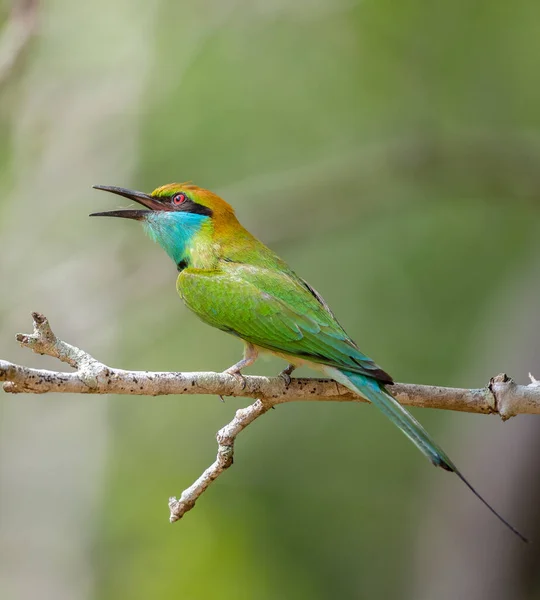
2, 312, 539, 522
168, 398, 272, 521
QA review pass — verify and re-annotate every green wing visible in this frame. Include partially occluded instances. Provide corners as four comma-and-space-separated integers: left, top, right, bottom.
177, 262, 392, 383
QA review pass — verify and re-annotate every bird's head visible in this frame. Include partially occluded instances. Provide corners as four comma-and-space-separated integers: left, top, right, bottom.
91, 183, 238, 268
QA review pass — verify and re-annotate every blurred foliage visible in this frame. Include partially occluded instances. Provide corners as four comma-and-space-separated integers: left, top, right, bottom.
2, 0, 540, 599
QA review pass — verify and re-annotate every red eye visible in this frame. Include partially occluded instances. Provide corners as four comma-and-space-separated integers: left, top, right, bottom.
172, 193, 186, 205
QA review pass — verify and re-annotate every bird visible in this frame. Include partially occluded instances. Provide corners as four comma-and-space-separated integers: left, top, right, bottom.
91, 182, 527, 542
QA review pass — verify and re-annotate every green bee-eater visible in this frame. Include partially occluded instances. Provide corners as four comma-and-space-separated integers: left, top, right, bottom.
91, 183, 526, 541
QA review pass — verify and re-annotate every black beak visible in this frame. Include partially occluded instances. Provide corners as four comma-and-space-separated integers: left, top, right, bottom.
90, 185, 166, 219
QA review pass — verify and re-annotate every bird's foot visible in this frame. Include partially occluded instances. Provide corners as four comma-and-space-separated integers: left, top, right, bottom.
223, 366, 247, 390
279, 364, 296, 388
222, 344, 258, 390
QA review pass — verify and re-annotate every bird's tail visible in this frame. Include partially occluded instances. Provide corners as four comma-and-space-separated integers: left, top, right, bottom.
330, 367, 528, 542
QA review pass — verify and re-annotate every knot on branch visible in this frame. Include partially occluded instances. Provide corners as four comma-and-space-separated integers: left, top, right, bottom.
489, 373, 540, 421
489, 373, 515, 421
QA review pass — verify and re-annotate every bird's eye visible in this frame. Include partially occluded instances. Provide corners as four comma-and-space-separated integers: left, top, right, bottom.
172, 193, 186, 205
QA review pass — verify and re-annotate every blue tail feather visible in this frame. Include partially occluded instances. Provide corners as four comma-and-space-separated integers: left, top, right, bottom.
341, 370, 454, 470
335, 368, 528, 543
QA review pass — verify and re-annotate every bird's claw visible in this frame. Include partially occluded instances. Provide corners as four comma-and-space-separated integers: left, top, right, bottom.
279, 371, 292, 387
278, 364, 296, 388
224, 368, 247, 390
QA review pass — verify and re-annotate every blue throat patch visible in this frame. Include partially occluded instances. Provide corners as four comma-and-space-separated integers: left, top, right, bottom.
143, 211, 209, 266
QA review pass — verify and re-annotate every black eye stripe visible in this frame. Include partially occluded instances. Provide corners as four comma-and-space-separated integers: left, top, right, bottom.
168, 195, 213, 217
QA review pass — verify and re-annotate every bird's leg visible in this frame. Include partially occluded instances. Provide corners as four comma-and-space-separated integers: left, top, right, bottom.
279, 364, 296, 387
223, 343, 258, 390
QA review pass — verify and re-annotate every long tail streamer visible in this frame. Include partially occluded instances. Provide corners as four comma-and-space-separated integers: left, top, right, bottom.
333, 368, 528, 543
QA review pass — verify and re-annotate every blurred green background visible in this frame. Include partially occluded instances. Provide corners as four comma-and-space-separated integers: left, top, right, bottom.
1, 0, 540, 598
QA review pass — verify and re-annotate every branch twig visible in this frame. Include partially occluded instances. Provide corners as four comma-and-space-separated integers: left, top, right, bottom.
168, 398, 272, 521
2, 313, 539, 522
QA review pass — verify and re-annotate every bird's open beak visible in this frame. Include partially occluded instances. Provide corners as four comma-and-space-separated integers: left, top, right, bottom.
90, 185, 166, 219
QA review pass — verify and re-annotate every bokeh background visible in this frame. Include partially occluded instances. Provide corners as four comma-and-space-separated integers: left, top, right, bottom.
1, 0, 540, 598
